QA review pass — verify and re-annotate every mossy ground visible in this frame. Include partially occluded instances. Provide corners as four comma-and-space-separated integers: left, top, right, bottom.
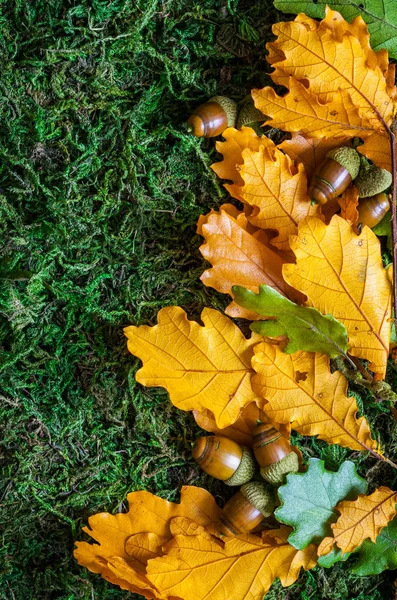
1, 1, 397, 598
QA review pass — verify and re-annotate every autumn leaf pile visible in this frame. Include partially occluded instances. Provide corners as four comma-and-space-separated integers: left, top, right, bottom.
74, 9, 397, 600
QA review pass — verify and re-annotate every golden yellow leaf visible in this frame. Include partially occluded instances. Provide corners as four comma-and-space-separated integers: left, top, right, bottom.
210, 127, 269, 201
198, 206, 304, 319
282, 216, 391, 379
318, 486, 397, 556
257, 9, 396, 171
124, 307, 261, 428
278, 134, 343, 179
253, 79, 373, 140
252, 340, 382, 456
338, 186, 359, 228
193, 402, 291, 447
74, 486, 220, 597
238, 139, 321, 251
147, 521, 317, 600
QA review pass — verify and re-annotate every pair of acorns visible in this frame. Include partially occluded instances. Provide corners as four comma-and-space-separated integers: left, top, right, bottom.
186, 96, 392, 230
192, 423, 299, 537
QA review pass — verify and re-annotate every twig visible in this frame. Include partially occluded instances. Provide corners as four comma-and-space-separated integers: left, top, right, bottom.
334, 356, 397, 403
388, 121, 397, 327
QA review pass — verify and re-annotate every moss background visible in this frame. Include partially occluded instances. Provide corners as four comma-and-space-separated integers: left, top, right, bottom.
1, 0, 397, 598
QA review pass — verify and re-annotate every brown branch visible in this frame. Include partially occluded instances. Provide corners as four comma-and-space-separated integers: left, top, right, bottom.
388, 122, 397, 328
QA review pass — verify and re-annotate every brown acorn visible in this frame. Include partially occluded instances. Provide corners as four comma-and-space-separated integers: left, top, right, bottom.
252, 424, 299, 486
218, 481, 275, 536
308, 147, 361, 204
186, 96, 237, 137
192, 436, 256, 486
357, 192, 390, 229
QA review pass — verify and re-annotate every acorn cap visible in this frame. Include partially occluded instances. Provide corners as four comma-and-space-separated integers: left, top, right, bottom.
326, 147, 361, 180
260, 451, 299, 486
209, 96, 237, 128
236, 100, 266, 129
224, 447, 256, 486
240, 481, 275, 517
354, 166, 392, 198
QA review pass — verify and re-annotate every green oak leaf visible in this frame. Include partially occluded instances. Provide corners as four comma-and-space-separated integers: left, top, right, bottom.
351, 514, 397, 575
273, 0, 397, 57
232, 285, 348, 357
317, 547, 351, 568
275, 458, 367, 550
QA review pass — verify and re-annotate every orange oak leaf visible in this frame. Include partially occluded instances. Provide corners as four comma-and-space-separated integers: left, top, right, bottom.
193, 402, 291, 447
318, 486, 397, 556
198, 206, 304, 319
278, 134, 343, 179
337, 186, 359, 228
210, 127, 269, 201
124, 307, 261, 428
251, 341, 382, 457
259, 9, 396, 171
238, 138, 321, 251
74, 486, 220, 598
147, 521, 317, 600
282, 215, 392, 379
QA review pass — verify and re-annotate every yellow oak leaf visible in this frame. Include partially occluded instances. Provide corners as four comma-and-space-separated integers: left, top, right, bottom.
282, 215, 392, 379
252, 341, 382, 456
198, 206, 304, 319
258, 9, 396, 171
74, 486, 220, 598
278, 134, 343, 179
210, 126, 269, 201
337, 186, 359, 228
318, 486, 397, 556
238, 138, 321, 251
147, 521, 317, 600
124, 307, 261, 428
253, 79, 374, 140
193, 402, 291, 448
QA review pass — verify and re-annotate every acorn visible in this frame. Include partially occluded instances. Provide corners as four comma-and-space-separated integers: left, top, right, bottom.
357, 192, 390, 229
186, 96, 237, 137
236, 99, 266, 134
218, 481, 275, 536
354, 166, 392, 198
308, 147, 361, 204
192, 436, 256, 486
252, 424, 299, 486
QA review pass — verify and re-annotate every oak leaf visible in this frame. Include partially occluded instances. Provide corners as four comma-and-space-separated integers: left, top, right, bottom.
351, 514, 397, 575
147, 520, 317, 600
210, 126, 270, 201
255, 9, 396, 171
124, 307, 261, 428
275, 458, 367, 549
282, 215, 392, 379
337, 186, 359, 228
74, 486, 220, 598
278, 134, 343, 179
198, 206, 304, 319
251, 340, 382, 456
238, 139, 321, 250
318, 486, 397, 556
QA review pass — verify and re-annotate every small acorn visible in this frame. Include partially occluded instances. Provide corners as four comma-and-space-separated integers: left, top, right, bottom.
186, 96, 237, 137
236, 99, 266, 134
252, 424, 299, 486
308, 147, 361, 204
354, 166, 392, 198
356, 192, 390, 229
218, 481, 275, 536
192, 436, 256, 486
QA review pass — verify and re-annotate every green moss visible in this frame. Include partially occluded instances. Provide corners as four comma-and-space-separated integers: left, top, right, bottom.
1, 0, 396, 598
